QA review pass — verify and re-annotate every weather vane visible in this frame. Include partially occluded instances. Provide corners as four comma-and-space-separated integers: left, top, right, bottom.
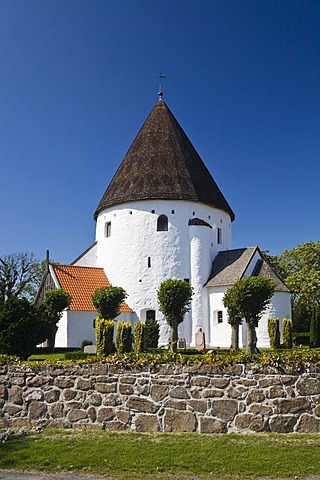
158, 73, 167, 99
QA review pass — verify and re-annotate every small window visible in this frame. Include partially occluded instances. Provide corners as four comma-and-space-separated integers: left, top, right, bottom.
208, 215, 211, 220
157, 214, 168, 231
151, 209, 155, 214
217, 227, 222, 244
193, 211, 195, 216
129, 211, 132, 215
93, 319, 96, 328
217, 311, 223, 323
171, 209, 175, 214
105, 221, 111, 237
147, 257, 151, 268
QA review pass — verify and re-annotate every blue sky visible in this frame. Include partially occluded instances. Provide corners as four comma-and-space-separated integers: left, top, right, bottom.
0, 0, 319, 264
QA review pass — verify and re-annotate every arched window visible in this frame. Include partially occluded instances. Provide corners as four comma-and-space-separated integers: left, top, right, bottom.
157, 214, 168, 231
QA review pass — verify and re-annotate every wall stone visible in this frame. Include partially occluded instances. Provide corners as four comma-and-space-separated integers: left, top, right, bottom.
1, 363, 320, 433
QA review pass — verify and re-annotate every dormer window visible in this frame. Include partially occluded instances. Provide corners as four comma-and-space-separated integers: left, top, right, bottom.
105, 222, 111, 237
157, 215, 168, 231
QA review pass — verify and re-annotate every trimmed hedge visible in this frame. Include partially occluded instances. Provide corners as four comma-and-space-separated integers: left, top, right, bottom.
116, 322, 132, 354
282, 318, 293, 349
96, 318, 115, 356
268, 318, 280, 349
134, 321, 145, 354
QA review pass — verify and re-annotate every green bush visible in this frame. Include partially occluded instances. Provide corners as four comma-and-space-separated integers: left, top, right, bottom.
95, 318, 115, 356
116, 322, 132, 354
134, 321, 145, 353
310, 308, 320, 348
65, 351, 95, 360
0, 298, 45, 359
145, 318, 160, 348
268, 317, 280, 349
282, 318, 293, 349
293, 332, 310, 346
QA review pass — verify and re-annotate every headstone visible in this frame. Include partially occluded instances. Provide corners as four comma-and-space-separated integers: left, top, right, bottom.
195, 329, 206, 350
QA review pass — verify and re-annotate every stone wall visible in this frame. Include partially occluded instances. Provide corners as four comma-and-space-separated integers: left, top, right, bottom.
1, 362, 320, 433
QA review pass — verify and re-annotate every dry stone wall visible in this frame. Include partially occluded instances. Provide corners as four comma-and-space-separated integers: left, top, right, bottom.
1, 363, 320, 433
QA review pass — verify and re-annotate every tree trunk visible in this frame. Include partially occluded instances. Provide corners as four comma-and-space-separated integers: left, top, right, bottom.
47, 325, 57, 352
231, 322, 240, 350
246, 322, 256, 354
170, 321, 178, 353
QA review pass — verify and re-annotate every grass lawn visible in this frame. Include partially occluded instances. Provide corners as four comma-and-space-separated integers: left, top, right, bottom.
1, 430, 320, 479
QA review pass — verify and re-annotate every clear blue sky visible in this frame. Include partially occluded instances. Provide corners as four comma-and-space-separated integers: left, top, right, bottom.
1, 0, 319, 264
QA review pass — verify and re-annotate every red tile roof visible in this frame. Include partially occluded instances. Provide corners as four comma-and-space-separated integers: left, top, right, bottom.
52, 264, 132, 313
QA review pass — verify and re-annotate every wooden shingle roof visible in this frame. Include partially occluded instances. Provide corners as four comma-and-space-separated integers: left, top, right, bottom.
94, 99, 235, 221
52, 264, 132, 312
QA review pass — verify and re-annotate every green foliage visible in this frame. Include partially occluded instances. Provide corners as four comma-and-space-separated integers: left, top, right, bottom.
310, 307, 320, 348
157, 279, 193, 352
145, 317, 160, 348
39, 288, 72, 351
263, 242, 320, 333
92, 286, 127, 320
64, 351, 95, 360
0, 298, 45, 359
134, 321, 145, 353
223, 276, 276, 353
268, 317, 280, 349
116, 321, 132, 354
81, 339, 93, 351
282, 318, 293, 349
95, 318, 115, 356
0, 252, 43, 306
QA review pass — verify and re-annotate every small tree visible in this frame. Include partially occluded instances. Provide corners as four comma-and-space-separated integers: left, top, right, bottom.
282, 318, 293, 349
145, 317, 160, 349
40, 288, 72, 351
134, 321, 145, 353
268, 318, 280, 349
157, 279, 193, 353
222, 293, 242, 350
116, 321, 132, 354
223, 276, 276, 354
0, 298, 45, 359
92, 286, 127, 320
95, 318, 115, 356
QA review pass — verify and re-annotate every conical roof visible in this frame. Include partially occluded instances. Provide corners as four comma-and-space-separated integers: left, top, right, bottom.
94, 99, 235, 221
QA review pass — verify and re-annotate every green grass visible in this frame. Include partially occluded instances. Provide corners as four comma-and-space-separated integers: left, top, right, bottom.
27, 353, 67, 361
1, 430, 320, 479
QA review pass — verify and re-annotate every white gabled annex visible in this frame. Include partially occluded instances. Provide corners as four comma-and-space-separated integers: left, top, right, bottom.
69, 95, 292, 349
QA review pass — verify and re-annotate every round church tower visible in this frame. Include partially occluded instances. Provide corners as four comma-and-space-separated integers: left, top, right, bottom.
94, 98, 235, 346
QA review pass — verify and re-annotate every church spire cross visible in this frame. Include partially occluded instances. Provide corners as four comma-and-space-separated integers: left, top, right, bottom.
158, 73, 167, 99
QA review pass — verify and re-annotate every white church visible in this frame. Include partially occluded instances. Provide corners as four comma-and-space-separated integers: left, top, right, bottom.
37, 94, 291, 349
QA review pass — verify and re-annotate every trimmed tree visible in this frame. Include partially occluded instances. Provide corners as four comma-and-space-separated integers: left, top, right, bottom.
145, 317, 160, 349
222, 293, 242, 350
92, 286, 127, 356
282, 318, 293, 349
134, 321, 145, 353
268, 317, 281, 349
223, 276, 276, 354
116, 321, 132, 354
157, 279, 193, 353
40, 288, 72, 351
92, 286, 127, 320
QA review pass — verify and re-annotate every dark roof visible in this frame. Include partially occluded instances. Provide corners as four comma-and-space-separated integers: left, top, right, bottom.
205, 246, 290, 292
206, 247, 257, 287
94, 99, 235, 221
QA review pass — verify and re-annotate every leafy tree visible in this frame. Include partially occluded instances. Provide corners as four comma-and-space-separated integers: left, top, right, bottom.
222, 292, 242, 350
157, 279, 193, 353
92, 286, 127, 320
223, 276, 276, 353
280, 241, 320, 332
262, 242, 320, 333
40, 288, 72, 350
0, 252, 43, 306
0, 298, 46, 359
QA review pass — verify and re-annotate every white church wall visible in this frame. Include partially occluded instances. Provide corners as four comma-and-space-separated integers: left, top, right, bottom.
256, 291, 292, 348
73, 243, 98, 267
207, 286, 233, 348
54, 311, 133, 348
95, 199, 232, 346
